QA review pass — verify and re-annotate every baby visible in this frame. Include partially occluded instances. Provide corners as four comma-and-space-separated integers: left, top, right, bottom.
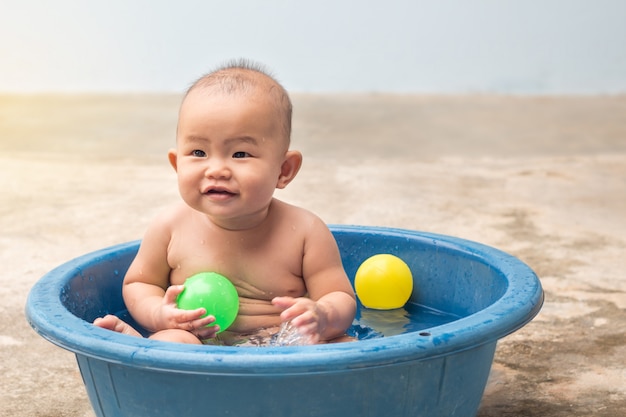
94, 60, 356, 345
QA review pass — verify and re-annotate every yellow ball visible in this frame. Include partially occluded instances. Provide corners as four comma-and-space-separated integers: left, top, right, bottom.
355, 254, 413, 310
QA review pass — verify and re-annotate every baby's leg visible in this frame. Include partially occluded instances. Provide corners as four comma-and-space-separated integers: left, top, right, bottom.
149, 329, 202, 344
326, 334, 357, 343
94, 315, 202, 344
93, 315, 143, 337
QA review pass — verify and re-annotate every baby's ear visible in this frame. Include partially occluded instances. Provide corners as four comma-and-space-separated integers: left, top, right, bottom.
168, 149, 178, 172
276, 150, 303, 189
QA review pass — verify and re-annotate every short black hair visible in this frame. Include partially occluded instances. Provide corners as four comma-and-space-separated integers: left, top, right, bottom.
185, 59, 292, 141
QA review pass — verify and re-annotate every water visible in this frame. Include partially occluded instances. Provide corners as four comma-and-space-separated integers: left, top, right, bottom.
114, 302, 460, 344
270, 321, 313, 346
348, 302, 460, 340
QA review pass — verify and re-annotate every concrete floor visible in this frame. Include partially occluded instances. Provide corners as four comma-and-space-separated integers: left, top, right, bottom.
1, 94, 625, 416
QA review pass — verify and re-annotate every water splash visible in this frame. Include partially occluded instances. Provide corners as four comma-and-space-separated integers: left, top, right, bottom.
270, 321, 313, 347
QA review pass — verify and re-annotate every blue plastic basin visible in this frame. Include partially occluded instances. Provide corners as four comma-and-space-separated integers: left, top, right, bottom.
26, 225, 543, 417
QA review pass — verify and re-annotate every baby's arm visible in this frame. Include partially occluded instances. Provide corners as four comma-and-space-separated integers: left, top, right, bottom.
273, 217, 356, 342
122, 213, 218, 339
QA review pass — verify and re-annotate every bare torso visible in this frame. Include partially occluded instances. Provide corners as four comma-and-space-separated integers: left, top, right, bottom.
158, 200, 316, 332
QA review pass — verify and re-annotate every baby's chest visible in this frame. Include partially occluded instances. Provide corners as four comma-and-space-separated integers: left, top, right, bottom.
168, 240, 306, 299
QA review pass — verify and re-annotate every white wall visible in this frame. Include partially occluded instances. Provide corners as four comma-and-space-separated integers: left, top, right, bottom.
1, 0, 625, 94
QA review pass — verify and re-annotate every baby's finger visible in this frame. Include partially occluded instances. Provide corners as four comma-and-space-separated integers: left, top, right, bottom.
279, 304, 305, 322
196, 324, 220, 340
179, 312, 215, 333
290, 311, 314, 327
176, 307, 207, 323
196, 314, 216, 328
165, 285, 185, 304
271, 296, 296, 310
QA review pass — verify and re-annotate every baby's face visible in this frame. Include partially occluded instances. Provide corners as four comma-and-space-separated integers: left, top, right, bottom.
172, 88, 288, 229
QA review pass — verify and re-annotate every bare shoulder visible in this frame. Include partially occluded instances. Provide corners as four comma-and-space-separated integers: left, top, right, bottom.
147, 202, 193, 229
269, 200, 337, 255
271, 199, 328, 231
135, 202, 195, 248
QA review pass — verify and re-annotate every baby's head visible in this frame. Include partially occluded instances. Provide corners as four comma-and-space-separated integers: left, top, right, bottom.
180, 59, 292, 149
170, 60, 302, 229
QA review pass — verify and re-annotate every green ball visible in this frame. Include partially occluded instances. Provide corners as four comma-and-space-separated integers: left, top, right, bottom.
176, 272, 239, 333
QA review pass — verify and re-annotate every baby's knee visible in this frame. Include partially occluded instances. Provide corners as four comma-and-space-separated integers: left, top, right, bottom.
149, 329, 202, 345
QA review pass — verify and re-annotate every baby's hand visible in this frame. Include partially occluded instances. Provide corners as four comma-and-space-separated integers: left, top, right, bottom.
158, 285, 220, 340
272, 296, 325, 344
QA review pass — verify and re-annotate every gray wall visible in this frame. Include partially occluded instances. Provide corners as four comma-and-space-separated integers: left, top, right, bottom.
1, 0, 625, 93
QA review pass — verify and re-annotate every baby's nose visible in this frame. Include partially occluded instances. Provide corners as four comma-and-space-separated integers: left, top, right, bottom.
204, 159, 231, 179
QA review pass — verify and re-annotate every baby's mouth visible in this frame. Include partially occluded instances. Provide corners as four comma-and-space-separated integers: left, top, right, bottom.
204, 187, 236, 197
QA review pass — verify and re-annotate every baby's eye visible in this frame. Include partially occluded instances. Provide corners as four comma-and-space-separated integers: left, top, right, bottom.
232, 151, 250, 159
192, 150, 206, 157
